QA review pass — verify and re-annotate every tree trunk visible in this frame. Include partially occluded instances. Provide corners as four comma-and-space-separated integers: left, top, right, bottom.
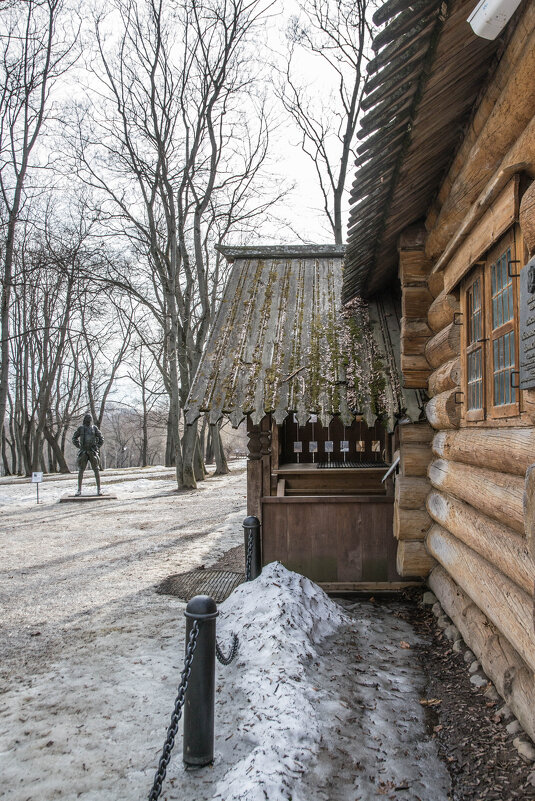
182, 420, 198, 489
424, 322, 461, 368
43, 426, 70, 474
428, 358, 461, 397
205, 425, 214, 465
426, 387, 461, 430
428, 291, 459, 333
396, 540, 435, 577
212, 422, 229, 475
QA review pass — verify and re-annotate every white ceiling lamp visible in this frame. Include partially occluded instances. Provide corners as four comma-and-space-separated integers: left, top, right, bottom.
467, 0, 523, 40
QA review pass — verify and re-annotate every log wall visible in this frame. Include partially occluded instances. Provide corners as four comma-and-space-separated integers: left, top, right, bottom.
410, 6, 535, 738
395, 422, 435, 576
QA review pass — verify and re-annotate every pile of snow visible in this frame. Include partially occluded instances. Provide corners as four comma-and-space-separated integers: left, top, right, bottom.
210, 562, 349, 801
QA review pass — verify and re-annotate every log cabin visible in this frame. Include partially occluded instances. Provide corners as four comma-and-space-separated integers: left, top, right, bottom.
344, 0, 535, 741
186, 0, 535, 743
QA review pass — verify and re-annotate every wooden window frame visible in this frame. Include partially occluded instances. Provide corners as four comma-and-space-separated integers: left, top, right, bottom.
460, 226, 522, 423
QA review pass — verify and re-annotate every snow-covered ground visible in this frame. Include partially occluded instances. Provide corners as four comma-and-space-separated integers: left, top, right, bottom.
0, 465, 450, 800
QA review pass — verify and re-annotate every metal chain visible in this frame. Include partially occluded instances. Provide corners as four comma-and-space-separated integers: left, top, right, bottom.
148, 621, 199, 801
216, 633, 239, 665
245, 531, 253, 581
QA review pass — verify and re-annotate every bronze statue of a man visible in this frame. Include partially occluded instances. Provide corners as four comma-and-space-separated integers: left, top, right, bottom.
72, 413, 104, 496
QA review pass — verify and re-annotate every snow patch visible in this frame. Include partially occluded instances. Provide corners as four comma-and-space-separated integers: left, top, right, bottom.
211, 562, 348, 801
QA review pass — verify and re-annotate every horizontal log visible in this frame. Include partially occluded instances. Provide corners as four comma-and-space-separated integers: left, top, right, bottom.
427, 271, 444, 299
441, 177, 519, 291
519, 179, 535, 256
424, 322, 460, 369
399, 248, 431, 285
428, 565, 535, 743
425, 387, 461, 430
398, 422, 433, 445
427, 490, 534, 595
400, 442, 431, 477
428, 291, 459, 334
402, 370, 432, 388
395, 476, 430, 509
401, 353, 429, 372
394, 506, 432, 540
396, 540, 435, 577
402, 286, 434, 318
432, 427, 535, 476
428, 458, 524, 534
401, 317, 432, 355
428, 358, 461, 397
525, 464, 535, 564
426, 525, 535, 674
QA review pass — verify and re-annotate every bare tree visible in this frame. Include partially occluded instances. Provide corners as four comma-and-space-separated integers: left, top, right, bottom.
0, 0, 78, 438
279, 0, 372, 243
70, 0, 285, 488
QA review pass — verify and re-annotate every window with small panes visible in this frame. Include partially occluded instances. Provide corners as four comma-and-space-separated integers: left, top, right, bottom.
460, 227, 523, 421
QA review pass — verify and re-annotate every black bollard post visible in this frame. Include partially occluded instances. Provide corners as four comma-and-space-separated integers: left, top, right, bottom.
243, 515, 262, 580
183, 595, 218, 767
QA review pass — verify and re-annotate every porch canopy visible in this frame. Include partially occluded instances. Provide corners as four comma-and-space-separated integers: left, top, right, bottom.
185, 245, 423, 430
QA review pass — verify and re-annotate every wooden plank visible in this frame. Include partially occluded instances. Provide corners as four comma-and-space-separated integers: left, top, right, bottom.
394, 506, 432, 540
402, 370, 432, 388
262, 495, 393, 504
399, 248, 431, 285
441, 177, 520, 292
319, 581, 423, 592
429, 565, 535, 743
276, 478, 285, 497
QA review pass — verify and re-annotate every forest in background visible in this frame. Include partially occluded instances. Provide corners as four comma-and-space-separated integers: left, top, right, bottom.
0, 0, 376, 485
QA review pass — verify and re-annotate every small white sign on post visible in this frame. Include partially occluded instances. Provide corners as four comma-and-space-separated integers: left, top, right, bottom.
32, 472, 43, 504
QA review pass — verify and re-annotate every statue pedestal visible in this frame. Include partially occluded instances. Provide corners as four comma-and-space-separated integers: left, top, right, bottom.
59, 493, 117, 503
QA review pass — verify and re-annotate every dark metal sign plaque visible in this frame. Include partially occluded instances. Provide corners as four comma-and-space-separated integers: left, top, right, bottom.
520, 256, 535, 390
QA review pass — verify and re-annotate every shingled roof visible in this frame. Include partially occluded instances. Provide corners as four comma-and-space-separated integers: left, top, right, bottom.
344, 0, 502, 301
185, 246, 424, 429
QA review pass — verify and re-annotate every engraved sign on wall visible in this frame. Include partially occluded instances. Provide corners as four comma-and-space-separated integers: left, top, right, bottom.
520, 256, 535, 390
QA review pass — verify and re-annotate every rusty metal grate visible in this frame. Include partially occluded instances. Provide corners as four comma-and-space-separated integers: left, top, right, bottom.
157, 568, 245, 603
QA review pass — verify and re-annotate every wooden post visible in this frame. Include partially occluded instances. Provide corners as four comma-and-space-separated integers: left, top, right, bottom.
246, 417, 263, 520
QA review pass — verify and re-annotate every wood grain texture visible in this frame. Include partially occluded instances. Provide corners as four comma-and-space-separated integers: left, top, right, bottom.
395, 476, 431, 510
427, 490, 534, 595
428, 292, 460, 333
428, 458, 524, 534
519, 178, 535, 257
428, 358, 461, 397
396, 540, 435, 577
426, 387, 461, 430
426, 525, 535, 674
394, 506, 431, 541
425, 322, 461, 368
432, 427, 535, 476
400, 442, 432, 477
428, 565, 535, 743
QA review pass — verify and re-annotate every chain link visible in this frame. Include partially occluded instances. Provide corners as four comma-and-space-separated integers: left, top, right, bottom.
216, 633, 239, 665
148, 621, 199, 801
245, 531, 254, 581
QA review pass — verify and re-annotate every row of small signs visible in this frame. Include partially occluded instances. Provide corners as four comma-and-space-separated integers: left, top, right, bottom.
294, 441, 349, 453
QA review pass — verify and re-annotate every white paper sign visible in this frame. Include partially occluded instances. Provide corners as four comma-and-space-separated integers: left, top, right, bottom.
32, 472, 43, 483
309, 441, 318, 453
340, 441, 349, 453
324, 441, 334, 453
293, 441, 303, 453
308, 414, 318, 424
